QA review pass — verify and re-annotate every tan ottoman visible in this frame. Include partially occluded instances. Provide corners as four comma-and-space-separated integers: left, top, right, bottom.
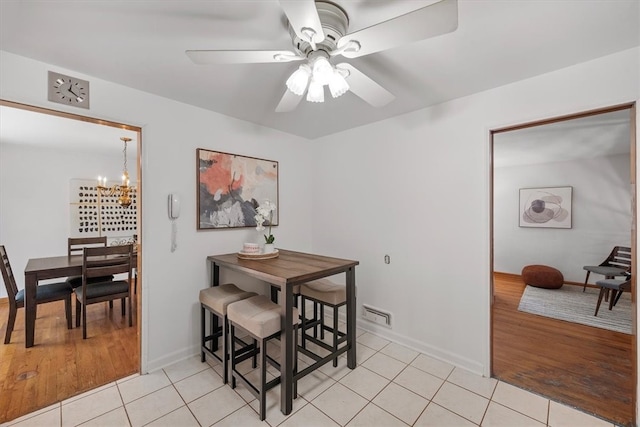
521, 265, 564, 289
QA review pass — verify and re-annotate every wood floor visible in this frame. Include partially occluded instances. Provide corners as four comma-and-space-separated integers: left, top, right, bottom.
492, 273, 634, 426
0, 297, 138, 423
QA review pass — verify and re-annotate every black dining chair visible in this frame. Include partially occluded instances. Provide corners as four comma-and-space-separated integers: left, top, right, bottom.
1, 245, 72, 344
65, 237, 113, 289
75, 244, 134, 339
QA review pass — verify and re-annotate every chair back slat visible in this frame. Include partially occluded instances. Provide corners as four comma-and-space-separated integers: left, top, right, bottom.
83, 245, 133, 282
69, 236, 107, 256
608, 246, 632, 272
0, 245, 19, 302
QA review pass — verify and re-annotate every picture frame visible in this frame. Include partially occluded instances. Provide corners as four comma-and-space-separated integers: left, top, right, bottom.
197, 149, 279, 230
519, 186, 572, 229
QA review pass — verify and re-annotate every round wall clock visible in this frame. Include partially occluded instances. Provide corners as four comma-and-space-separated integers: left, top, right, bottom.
47, 71, 90, 109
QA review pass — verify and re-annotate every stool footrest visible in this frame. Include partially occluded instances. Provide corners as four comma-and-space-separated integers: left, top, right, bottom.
301, 333, 347, 354
296, 344, 349, 380
201, 345, 223, 364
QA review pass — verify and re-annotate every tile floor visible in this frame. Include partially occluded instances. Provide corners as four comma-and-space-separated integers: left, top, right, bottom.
3, 327, 615, 427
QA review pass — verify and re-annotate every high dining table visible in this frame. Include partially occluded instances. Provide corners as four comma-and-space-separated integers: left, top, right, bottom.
23, 250, 138, 348
207, 249, 359, 415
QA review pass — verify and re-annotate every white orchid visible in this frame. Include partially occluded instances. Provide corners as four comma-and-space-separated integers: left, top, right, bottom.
254, 200, 276, 243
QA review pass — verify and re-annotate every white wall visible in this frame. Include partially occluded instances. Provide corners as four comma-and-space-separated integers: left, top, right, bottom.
0, 143, 135, 298
1, 47, 638, 381
311, 47, 639, 375
494, 154, 631, 283
0, 51, 314, 371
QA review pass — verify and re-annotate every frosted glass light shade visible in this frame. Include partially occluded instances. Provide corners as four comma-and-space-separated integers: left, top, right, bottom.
286, 64, 311, 96
328, 70, 349, 98
306, 80, 324, 103
312, 57, 334, 85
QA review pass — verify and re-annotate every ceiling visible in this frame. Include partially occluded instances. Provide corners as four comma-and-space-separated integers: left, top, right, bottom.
0, 1, 638, 140
0, 105, 138, 155
493, 109, 632, 168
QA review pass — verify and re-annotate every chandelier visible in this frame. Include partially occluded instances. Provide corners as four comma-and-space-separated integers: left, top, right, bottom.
97, 137, 135, 208
285, 51, 349, 103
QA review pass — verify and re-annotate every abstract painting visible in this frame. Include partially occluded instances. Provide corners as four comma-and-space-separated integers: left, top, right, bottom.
197, 149, 278, 230
519, 186, 572, 228
69, 179, 138, 238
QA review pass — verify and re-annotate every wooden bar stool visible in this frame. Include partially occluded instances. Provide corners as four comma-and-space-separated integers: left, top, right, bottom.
227, 295, 299, 421
299, 279, 347, 367
199, 283, 257, 384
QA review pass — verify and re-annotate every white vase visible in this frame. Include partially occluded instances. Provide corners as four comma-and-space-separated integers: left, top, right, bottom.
263, 243, 275, 254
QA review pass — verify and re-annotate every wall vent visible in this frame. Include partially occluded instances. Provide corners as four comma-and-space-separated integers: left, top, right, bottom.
362, 304, 392, 328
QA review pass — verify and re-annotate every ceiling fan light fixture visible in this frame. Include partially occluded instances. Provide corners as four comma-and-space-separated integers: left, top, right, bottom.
311, 56, 334, 86
306, 79, 324, 103
328, 69, 349, 98
285, 64, 311, 96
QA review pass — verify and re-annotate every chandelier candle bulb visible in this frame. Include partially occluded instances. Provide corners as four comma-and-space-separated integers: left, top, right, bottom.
96, 137, 136, 208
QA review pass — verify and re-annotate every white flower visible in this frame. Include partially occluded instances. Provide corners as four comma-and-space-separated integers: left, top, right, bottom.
254, 200, 276, 243
254, 214, 266, 231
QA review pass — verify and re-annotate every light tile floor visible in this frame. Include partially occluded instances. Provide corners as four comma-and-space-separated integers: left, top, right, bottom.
3, 327, 616, 427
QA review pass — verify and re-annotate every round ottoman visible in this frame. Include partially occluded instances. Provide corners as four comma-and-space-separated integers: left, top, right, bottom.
521, 265, 564, 289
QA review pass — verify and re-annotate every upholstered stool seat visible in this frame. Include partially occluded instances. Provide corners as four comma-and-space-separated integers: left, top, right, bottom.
521, 265, 564, 289
227, 295, 299, 421
199, 284, 257, 383
299, 279, 347, 367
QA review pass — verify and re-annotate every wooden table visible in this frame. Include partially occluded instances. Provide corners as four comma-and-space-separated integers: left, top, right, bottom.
207, 249, 359, 415
23, 252, 137, 348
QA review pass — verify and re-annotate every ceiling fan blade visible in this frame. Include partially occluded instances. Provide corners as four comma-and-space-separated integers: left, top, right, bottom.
337, 0, 458, 59
186, 50, 303, 64
279, 0, 325, 45
336, 63, 395, 107
275, 89, 304, 112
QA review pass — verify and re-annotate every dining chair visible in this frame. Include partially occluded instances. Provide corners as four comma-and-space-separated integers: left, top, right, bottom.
594, 275, 632, 316
66, 237, 113, 288
1, 245, 72, 344
75, 244, 134, 339
582, 246, 631, 291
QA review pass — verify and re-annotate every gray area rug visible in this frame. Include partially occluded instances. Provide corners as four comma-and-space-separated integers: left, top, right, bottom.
517, 285, 632, 334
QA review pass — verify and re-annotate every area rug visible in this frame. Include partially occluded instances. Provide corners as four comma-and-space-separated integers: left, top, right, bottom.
517, 285, 632, 334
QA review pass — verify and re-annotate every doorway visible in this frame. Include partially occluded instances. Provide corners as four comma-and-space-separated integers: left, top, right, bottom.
0, 100, 142, 422
489, 104, 636, 426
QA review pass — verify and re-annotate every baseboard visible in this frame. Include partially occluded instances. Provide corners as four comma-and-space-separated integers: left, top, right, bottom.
145, 344, 200, 373
327, 307, 485, 376
356, 319, 485, 376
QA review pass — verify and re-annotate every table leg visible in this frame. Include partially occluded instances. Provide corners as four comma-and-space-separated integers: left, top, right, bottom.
346, 267, 356, 369
211, 262, 220, 351
25, 273, 37, 348
279, 284, 294, 415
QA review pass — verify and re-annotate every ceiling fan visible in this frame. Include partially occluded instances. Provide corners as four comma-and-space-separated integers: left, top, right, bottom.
186, 0, 458, 112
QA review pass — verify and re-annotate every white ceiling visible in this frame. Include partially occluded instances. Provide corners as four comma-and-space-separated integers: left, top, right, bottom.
0, 106, 138, 155
0, 1, 638, 140
493, 109, 632, 168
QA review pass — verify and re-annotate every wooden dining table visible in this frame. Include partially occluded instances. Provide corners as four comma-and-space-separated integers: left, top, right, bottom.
207, 248, 359, 416
23, 251, 137, 348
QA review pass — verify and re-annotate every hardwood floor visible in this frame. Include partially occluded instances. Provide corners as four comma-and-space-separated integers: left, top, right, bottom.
0, 297, 138, 423
492, 272, 634, 426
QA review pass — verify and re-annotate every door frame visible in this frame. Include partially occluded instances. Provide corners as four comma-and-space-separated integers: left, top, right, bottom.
488, 102, 637, 422
0, 98, 143, 371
